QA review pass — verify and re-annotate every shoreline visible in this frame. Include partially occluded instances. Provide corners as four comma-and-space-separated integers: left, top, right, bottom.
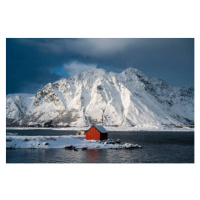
6, 135, 141, 149
6, 126, 194, 132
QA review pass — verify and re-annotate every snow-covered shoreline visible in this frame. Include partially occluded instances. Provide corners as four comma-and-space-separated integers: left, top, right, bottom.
6, 135, 141, 149
6, 125, 194, 132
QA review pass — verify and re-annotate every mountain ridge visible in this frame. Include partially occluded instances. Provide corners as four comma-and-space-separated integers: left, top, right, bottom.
6, 67, 194, 128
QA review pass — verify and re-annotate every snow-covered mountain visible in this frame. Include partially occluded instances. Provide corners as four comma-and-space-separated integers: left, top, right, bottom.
6, 68, 194, 128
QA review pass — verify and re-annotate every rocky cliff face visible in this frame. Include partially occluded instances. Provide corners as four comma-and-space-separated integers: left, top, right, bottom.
6, 68, 194, 127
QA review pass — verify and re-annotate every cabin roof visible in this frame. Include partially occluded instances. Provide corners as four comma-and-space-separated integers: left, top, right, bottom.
93, 125, 108, 133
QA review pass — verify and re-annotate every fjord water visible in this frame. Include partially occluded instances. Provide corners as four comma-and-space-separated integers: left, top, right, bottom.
6, 130, 194, 163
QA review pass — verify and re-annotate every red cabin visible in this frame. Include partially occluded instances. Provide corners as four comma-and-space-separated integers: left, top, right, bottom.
86, 125, 108, 140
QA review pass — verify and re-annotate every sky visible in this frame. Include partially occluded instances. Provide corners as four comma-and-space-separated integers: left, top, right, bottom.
6, 38, 194, 94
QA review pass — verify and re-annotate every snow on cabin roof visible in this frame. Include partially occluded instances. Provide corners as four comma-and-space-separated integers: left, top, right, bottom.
93, 125, 108, 133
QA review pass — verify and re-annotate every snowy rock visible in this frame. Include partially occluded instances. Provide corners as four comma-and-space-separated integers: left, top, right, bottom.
116, 139, 121, 143
124, 143, 139, 149
124, 143, 132, 149
65, 145, 75, 150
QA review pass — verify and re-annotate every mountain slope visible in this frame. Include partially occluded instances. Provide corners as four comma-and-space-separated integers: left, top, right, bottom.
6, 68, 194, 127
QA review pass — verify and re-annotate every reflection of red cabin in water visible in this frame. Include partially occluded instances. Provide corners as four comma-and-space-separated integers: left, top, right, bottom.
86, 125, 108, 140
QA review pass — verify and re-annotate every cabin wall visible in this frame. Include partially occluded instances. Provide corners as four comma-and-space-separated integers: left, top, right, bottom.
86, 127, 100, 140
100, 133, 108, 140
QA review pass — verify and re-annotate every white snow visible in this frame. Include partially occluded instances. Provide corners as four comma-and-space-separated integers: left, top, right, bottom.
6, 135, 137, 149
6, 68, 194, 128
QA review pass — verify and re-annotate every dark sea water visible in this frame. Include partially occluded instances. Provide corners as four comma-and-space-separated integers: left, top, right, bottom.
6, 129, 194, 163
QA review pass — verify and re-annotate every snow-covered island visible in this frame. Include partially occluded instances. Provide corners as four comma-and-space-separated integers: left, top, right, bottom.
6, 134, 141, 150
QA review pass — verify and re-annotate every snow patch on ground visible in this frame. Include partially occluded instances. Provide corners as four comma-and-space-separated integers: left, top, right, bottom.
6, 135, 140, 149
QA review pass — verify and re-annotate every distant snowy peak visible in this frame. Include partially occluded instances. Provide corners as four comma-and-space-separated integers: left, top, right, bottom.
6, 67, 194, 127
122, 67, 144, 76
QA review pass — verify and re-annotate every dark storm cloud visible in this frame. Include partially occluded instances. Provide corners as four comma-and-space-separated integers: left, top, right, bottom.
17, 38, 135, 56
6, 38, 194, 94
7, 39, 64, 94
